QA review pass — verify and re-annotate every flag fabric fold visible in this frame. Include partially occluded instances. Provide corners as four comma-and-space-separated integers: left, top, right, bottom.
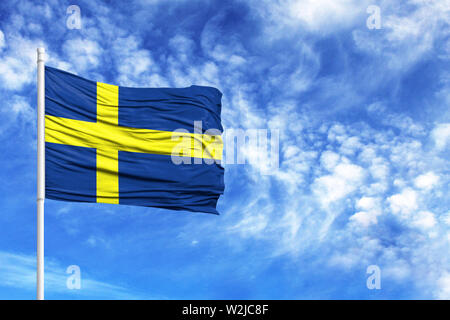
45, 66, 224, 214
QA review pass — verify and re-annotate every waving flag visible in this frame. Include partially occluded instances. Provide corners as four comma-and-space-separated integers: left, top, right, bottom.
44, 66, 224, 214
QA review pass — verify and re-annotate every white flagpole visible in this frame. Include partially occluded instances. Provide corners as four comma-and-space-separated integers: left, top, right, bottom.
36, 47, 45, 300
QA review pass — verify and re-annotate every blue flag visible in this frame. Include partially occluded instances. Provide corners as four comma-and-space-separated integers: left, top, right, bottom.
45, 66, 224, 214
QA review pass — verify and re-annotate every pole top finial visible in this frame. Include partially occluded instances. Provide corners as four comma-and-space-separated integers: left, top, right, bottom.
37, 48, 45, 62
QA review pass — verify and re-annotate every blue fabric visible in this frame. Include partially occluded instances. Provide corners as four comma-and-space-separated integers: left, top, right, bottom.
45, 66, 224, 214
119, 152, 224, 214
119, 85, 223, 133
46, 143, 97, 203
45, 66, 97, 122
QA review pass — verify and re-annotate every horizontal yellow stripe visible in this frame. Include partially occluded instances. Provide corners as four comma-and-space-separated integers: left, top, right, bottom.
45, 115, 223, 160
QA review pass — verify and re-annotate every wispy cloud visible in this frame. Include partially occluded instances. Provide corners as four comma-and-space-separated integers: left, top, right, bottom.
0, 251, 150, 299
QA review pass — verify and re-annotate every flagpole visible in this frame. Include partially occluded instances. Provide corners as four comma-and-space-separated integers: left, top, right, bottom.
36, 47, 45, 300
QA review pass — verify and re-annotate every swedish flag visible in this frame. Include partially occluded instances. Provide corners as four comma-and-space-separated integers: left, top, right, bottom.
45, 67, 224, 214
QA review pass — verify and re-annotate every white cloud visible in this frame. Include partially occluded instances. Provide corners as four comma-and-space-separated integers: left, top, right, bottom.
370, 158, 388, 174
383, 259, 412, 281
320, 150, 340, 171
388, 188, 418, 217
169, 35, 195, 63
112, 36, 157, 86
350, 196, 381, 227
0, 30, 5, 51
414, 172, 440, 190
339, 136, 362, 156
289, 0, 370, 31
412, 211, 437, 230
356, 196, 378, 212
62, 38, 103, 72
0, 95, 35, 137
313, 162, 365, 207
436, 272, 450, 299
432, 123, 450, 151
327, 124, 347, 142
254, 0, 371, 35
353, 0, 450, 70
349, 211, 375, 227
358, 145, 377, 163
228, 214, 268, 237
11, 96, 33, 120
368, 104, 426, 137
0, 35, 45, 90
442, 212, 450, 226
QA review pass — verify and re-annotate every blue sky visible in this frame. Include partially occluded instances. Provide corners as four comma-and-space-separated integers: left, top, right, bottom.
0, 0, 449, 299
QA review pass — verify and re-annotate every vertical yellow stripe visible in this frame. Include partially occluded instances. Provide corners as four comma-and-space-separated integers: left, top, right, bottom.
96, 148, 119, 204
96, 82, 119, 204
97, 82, 119, 125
